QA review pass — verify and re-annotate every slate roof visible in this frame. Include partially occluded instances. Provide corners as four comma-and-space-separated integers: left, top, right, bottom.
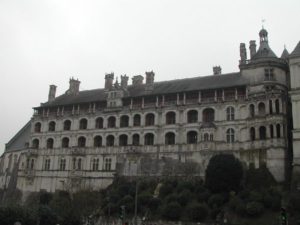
5, 121, 31, 152
39, 72, 247, 108
252, 41, 278, 60
290, 41, 300, 58
280, 48, 289, 59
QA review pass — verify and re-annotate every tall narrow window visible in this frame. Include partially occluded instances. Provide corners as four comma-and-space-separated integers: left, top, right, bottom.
270, 125, 274, 138
203, 133, 209, 142
106, 135, 115, 146
187, 110, 198, 123
203, 108, 215, 122
145, 113, 155, 126
92, 158, 99, 171
79, 118, 88, 130
32, 139, 39, 149
119, 134, 128, 146
275, 99, 280, 114
95, 117, 103, 129
226, 128, 235, 143
94, 136, 102, 147
77, 158, 82, 170
104, 158, 112, 171
132, 134, 140, 146
250, 127, 255, 141
249, 104, 255, 118
269, 100, 273, 114
187, 131, 197, 144
133, 115, 141, 126
48, 121, 56, 132
107, 116, 116, 128
120, 115, 129, 128
64, 120, 71, 131
264, 68, 274, 81
62, 137, 69, 148
78, 136, 86, 147
44, 159, 51, 171
59, 158, 66, 171
226, 106, 235, 121
166, 112, 176, 124
258, 102, 266, 116
276, 124, 281, 138
144, 133, 154, 145
259, 126, 266, 140
165, 132, 175, 145
34, 122, 41, 132
47, 138, 54, 149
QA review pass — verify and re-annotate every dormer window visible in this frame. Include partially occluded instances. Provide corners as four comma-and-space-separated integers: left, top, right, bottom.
264, 68, 274, 81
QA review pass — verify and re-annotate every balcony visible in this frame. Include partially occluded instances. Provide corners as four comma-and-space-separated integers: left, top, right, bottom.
70, 148, 86, 156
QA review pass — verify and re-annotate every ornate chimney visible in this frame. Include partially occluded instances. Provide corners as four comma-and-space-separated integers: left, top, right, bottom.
66, 78, 80, 95
48, 85, 57, 102
249, 40, 257, 59
120, 75, 129, 89
105, 73, 114, 90
145, 71, 155, 92
213, 66, 222, 75
132, 75, 144, 86
240, 43, 247, 64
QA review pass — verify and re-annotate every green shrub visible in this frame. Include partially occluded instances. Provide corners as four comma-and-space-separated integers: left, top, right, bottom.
178, 190, 193, 206
246, 201, 264, 217
208, 193, 225, 208
185, 202, 209, 222
161, 201, 182, 221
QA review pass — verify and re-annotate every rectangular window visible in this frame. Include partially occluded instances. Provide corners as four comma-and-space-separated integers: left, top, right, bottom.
44, 159, 51, 171
59, 159, 66, 171
104, 158, 112, 171
92, 158, 99, 171
264, 68, 274, 81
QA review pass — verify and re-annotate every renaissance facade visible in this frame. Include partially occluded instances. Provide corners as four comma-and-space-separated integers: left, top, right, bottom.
1, 28, 300, 194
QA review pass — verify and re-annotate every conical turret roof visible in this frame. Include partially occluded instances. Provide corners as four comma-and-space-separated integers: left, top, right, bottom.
280, 48, 289, 59
290, 41, 300, 58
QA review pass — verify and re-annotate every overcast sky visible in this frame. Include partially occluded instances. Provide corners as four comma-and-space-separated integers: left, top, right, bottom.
0, 0, 299, 154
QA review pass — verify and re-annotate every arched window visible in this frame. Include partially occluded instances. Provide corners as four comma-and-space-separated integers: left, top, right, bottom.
78, 136, 86, 147
276, 124, 281, 138
107, 116, 116, 128
249, 104, 255, 118
166, 112, 176, 125
258, 102, 266, 116
145, 113, 155, 126
187, 110, 198, 123
32, 139, 39, 149
47, 138, 54, 149
48, 121, 56, 132
34, 122, 41, 132
94, 136, 102, 147
95, 117, 103, 129
62, 137, 69, 148
270, 125, 274, 138
165, 132, 175, 145
120, 115, 129, 128
259, 126, 266, 140
106, 135, 115, 146
203, 108, 215, 122
144, 133, 154, 145
250, 127, 255, 141
64, 120, 71, 131
133, 114, 141, 126
269, 100, 273, 114
187, 131, 197, 144
203, 133, 209, 142
119, 134, 128, 146
226, 128, 235, 143
210, 134, 214, 141
275, 99, 280, 114
226, 107, 235, 121
132, 134, 140, 146
79, 118, 88, 130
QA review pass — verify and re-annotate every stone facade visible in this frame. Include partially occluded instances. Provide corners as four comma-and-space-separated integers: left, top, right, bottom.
0, 28, 298, 194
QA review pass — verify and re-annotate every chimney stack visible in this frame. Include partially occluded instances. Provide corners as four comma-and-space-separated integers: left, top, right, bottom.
120, 75, 129, 89
105, 73, 114, 90
145, 71, 155, 92
249, 40, 257, 59
213, 66, 222, 75
132, 75, 144, 86
240, 43, 247, 64
67, 78, 80, 95
48, 85, 57, 102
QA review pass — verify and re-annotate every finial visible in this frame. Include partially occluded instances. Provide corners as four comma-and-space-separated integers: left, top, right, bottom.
284, 44, 287, 50
262, 19, 266, 29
